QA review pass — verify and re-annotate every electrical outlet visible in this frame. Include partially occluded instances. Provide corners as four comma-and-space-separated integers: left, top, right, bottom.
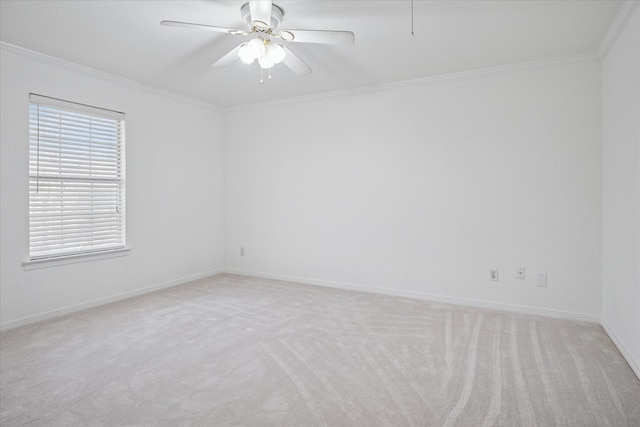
489, 268, 499, 281
240, 247, 245, 256
516, 267, 525, 280
536, 273, 547, 287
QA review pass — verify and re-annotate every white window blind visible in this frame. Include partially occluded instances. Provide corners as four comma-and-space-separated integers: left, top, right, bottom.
28, 94, 126, 261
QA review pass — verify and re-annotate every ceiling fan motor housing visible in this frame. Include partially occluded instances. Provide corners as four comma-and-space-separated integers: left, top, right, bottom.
241, 2, 284, 31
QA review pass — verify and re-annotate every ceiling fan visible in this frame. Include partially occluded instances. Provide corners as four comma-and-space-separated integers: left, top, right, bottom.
161, 0, 355, 80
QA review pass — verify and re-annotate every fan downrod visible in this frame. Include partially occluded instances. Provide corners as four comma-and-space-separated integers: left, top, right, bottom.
241, 2, 284, 32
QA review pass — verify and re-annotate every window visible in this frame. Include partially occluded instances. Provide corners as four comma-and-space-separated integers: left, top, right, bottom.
28, 94, 126, 262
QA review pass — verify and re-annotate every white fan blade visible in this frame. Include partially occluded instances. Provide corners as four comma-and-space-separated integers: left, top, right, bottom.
161, 20, 248, 36
281, 46, 311, 76
211, 45, 243, 68
277, 29, 355, 45
249, 0, 272, 29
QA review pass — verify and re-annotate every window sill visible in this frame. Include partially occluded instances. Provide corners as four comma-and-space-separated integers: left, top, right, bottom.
22, 247, 131, 271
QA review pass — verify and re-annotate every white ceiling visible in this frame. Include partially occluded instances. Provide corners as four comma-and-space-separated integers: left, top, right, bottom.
0, 0, 623, 108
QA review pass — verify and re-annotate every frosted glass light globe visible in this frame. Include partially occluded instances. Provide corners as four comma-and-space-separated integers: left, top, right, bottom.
258, 53, 275, 69
237, 44, 254, 64
267, 43, 286, 64
247, 38, 266, 58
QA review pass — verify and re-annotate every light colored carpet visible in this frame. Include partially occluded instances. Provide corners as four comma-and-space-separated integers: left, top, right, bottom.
1, 274, 639, 426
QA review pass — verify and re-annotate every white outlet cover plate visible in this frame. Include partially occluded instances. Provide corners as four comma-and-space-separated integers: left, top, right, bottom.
536, 273, 547, 287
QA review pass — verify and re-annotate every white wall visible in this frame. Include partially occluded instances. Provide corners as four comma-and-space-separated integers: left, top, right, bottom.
225, 59, 603, 319
0, 46, 608, 330
601, 6, 640, 377
0, 46, 226, 327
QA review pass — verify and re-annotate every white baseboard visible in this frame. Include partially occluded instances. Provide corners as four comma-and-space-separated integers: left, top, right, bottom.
0, 266, 602, 331
222, 268, 601, 324
602, 321, 640, 381
0, 269, 224, 332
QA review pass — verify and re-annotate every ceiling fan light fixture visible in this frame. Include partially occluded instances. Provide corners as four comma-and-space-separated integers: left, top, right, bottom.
239, 38, 285, 70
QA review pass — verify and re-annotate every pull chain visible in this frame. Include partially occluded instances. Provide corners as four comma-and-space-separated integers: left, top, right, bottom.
258, 67, 274, 83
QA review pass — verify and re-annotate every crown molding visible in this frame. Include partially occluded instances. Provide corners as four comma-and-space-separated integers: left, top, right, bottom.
1, 40, 602, 115
226, 52, 600, 113
598, 0, 640, 59
0, 42, 225, 114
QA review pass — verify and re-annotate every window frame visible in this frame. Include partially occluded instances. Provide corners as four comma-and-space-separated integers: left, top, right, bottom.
23, 94, 128, 269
